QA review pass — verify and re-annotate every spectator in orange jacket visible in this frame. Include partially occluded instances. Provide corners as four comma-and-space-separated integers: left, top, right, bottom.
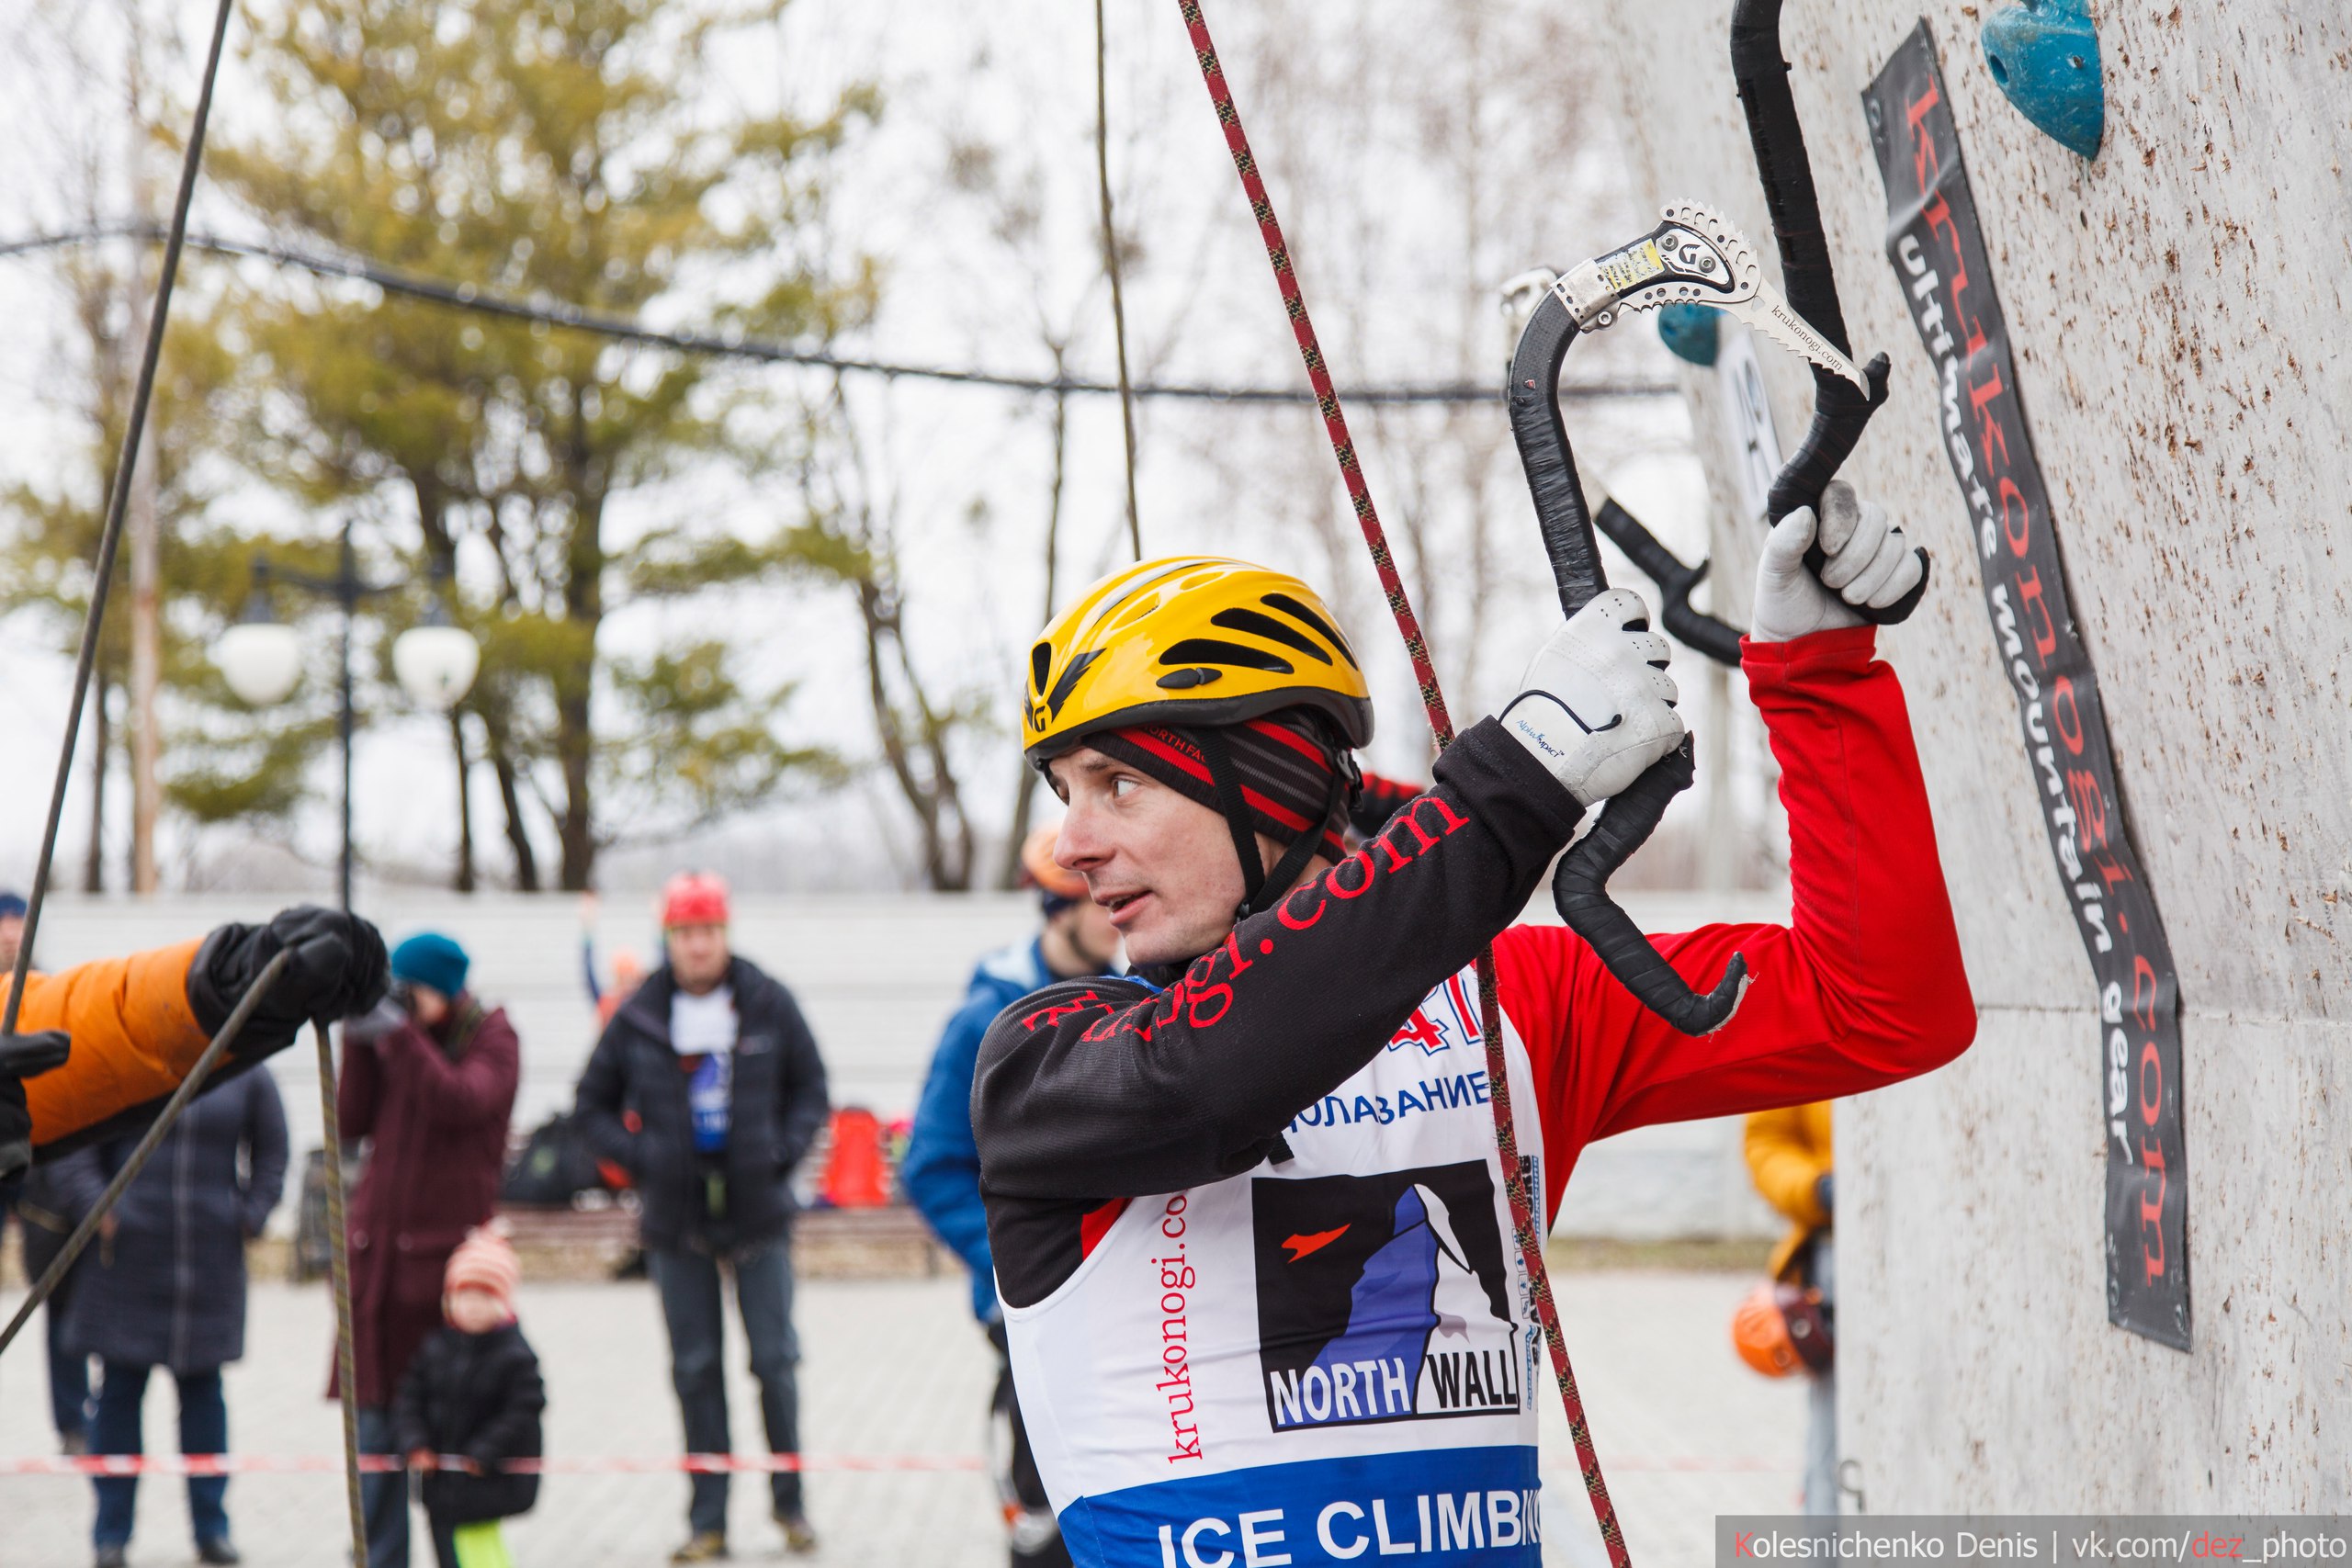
1745, 1100, 1836, 1515
0, 907, 387, 1179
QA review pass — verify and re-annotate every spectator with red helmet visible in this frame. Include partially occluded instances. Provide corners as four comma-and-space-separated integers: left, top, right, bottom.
574, 873, 830, 1562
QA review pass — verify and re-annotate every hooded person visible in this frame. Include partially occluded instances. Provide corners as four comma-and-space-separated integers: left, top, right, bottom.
0, 906, 386, 1179
339, 931, 521, 1568
973, 493, 1973, 1565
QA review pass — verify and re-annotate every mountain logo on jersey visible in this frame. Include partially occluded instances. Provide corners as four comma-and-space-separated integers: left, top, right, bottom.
1251, 1161, 1521, 1432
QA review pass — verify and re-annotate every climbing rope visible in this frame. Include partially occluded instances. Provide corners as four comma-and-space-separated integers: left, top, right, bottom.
1170, 3, 1630, 1561
313, 1016, 370, 1564
1091, 0, 1144, 558
0, 3, 373, 1561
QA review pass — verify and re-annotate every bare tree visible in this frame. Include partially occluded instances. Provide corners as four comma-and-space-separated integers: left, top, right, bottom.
792, 378, 983, 891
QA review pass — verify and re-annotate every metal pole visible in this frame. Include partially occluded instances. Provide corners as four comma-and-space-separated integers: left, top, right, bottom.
337, 519, 356, 914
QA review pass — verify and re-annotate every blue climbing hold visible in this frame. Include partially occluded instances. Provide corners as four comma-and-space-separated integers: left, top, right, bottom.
1657, 302, 1720, 367
1981, 0, 2104, 159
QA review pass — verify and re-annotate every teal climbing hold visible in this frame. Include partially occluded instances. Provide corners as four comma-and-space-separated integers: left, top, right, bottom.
1981, 0, 2104, 159
1657, 302, 1720, 367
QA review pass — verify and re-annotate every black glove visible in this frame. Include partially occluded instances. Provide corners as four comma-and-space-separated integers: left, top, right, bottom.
188, 906, 390, 1051
0, 1031, 73, 1179
0, 1078, 31, 1179
0, 1030, 72, 1081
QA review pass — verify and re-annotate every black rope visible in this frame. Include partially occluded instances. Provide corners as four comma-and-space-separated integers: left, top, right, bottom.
0, 223, 1677, 408
0, 0, 235, 1040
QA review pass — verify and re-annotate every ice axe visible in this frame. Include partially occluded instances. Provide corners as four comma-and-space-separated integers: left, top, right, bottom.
1508, 197, 1897, 1034
1730, 0, 1930, 618
1501, 270, 1744, 671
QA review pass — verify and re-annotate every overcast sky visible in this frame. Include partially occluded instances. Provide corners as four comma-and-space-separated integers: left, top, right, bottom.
0, 0, 1736, 898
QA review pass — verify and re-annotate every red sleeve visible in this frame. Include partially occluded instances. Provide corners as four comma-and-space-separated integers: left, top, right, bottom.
1494, 625, 1975, 1220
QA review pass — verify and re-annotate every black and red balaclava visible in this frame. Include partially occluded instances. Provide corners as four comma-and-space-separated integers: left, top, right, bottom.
1089, 707, 1360, 919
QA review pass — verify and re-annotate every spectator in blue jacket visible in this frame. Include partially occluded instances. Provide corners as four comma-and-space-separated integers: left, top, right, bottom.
902, 827, 1117, 1568
52, 1066, 289, 1568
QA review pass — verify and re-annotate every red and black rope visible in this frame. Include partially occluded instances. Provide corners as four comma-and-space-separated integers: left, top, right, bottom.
1172, 2, 1629, 1561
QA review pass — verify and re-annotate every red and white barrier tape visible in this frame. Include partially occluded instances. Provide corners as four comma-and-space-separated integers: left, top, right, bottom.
0, 1453, 983, 1476
0, 1452, 1781, 1478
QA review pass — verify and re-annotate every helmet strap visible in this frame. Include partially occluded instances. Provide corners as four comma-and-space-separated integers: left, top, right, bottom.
1194, 725, 1272, 916
1197, 726, 1347, 923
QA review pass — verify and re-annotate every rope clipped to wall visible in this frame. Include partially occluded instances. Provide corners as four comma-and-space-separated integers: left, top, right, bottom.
1170, 3, 1632, 1560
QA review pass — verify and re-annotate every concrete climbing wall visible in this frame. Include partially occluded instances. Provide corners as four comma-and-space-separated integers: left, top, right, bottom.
1578, 0, 2352, 1509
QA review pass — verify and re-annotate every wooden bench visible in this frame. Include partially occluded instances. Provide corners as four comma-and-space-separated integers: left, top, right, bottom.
489, 1201, 952, 1281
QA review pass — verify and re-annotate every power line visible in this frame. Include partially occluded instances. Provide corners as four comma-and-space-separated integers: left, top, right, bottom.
0, 223, 1676, 407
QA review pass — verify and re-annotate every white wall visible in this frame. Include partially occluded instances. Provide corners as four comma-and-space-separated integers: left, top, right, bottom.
1579, 0, 2352, 1509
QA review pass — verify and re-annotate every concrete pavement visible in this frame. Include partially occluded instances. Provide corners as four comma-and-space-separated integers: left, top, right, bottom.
1, 1269, 1806, 1567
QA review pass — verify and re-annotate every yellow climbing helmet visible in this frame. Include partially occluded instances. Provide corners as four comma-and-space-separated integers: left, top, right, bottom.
1023, 556, 1374, 763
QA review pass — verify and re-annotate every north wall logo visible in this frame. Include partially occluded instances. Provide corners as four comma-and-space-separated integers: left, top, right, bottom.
1251, 1162, 1521, 1432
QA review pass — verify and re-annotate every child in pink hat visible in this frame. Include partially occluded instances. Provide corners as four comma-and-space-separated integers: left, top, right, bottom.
392, 1227, 545, 1568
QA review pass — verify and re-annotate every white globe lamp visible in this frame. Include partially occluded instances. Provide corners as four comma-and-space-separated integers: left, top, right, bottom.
216, 615, 302, 707
391, 620, 481, 709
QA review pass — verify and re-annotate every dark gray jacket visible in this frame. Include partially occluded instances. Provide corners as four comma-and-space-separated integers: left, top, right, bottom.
53, 1068, 288, 1371
574, 957, 829, 1252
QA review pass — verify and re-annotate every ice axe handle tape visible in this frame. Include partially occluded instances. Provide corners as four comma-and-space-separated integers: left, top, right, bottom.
1552, 738, 1747, 1034
1767, 354, 1928, 626
1508, 290, 1747, 1037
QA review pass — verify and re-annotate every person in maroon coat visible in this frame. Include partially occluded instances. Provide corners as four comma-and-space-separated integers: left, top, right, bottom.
336, 931, 519, 1568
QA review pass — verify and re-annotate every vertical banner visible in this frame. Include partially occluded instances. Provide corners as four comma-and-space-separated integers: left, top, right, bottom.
1863, 23, 2189, 1348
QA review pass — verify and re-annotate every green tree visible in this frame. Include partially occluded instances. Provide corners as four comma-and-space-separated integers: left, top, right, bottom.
207, 0, 874, 888
1, 284, 339, 883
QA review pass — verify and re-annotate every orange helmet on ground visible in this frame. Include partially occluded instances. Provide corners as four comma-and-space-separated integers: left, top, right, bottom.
1019, 826, 1089, 908
1731, 1281, 1835, 1377
661, 872, 730, 929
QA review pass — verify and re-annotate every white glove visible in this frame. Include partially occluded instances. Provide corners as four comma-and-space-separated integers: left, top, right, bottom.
1748, 480, 1924, 644
1498, 588, 1684, 808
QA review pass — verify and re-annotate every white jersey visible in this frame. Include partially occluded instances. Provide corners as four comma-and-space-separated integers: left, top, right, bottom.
1001, 963, 1548, 1566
